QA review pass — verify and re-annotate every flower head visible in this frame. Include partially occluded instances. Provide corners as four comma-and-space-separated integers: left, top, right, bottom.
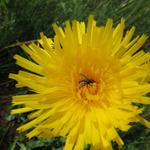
9, 16, 150, 150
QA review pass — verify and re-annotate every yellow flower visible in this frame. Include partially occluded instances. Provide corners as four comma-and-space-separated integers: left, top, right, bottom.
9, 16, 150, 150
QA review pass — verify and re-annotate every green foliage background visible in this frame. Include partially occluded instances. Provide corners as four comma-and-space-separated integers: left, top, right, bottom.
0, 0, 150, 149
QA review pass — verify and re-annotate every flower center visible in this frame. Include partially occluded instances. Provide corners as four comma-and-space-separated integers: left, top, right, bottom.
76, 75, 99, 101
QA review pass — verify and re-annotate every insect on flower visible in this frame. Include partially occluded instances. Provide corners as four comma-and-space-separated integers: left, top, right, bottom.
78, 74, 95, 88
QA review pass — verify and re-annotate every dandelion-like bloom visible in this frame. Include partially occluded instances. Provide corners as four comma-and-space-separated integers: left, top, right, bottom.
9, 16, 150, 150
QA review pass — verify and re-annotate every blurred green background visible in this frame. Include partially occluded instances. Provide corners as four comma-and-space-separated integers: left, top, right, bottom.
0, 0, 150, 149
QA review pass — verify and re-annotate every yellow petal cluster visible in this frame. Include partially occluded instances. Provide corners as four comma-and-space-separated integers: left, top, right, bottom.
9, 16, 150, 150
